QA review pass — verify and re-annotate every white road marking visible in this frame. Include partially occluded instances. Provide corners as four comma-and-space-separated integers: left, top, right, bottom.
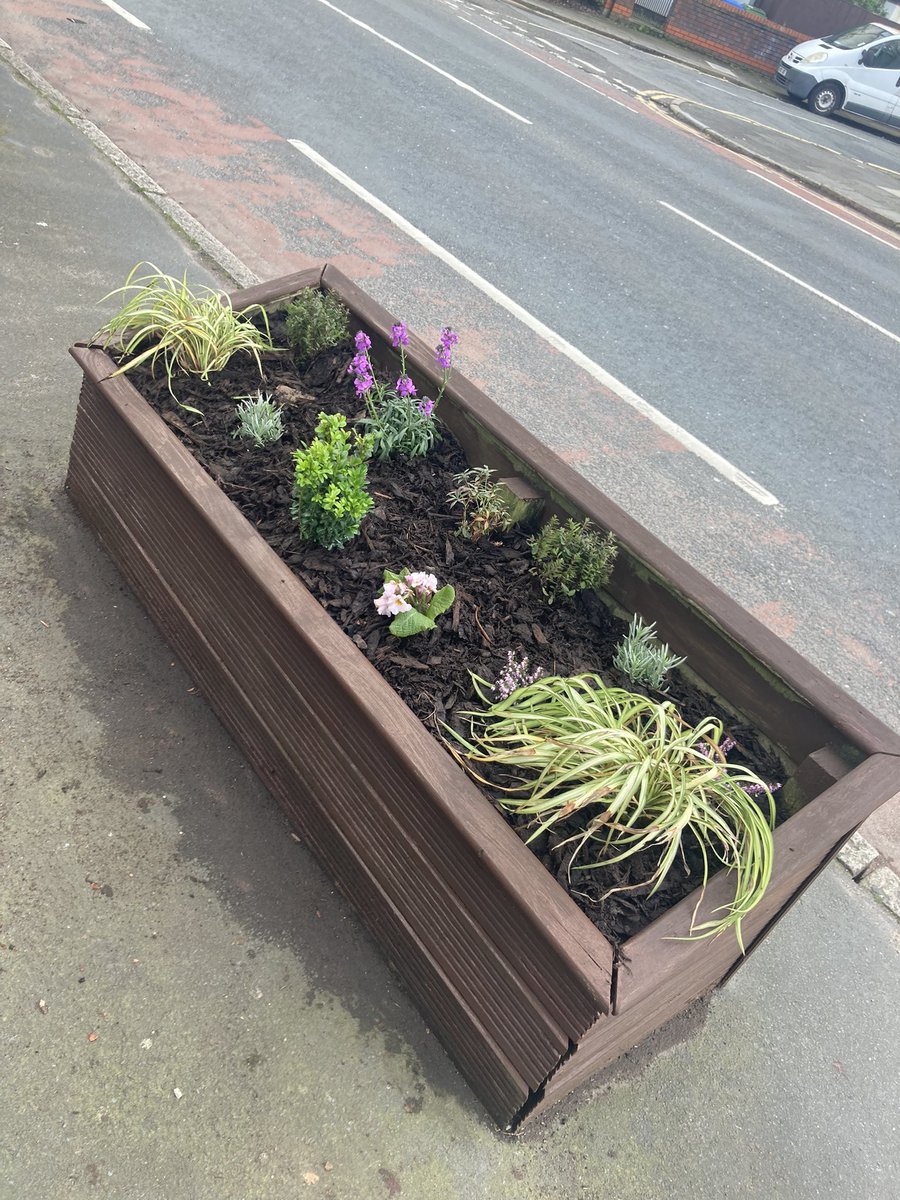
459, 16, 637, 108
699, 81, 740, 97
533, 36, 565, 53
310, 0, 531, 124
660, 202, 900, 347
572, 57, 606, 75
747, 171, 900, 252
287, 137, 779, 507
513, 17, 620, 53
98, 0, 150, 30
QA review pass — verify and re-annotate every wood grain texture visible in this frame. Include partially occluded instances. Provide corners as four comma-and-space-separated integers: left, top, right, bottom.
67, 271, 900, 1127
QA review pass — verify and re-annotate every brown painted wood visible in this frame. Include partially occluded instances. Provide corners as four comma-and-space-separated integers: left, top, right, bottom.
67, 272, 900, 1127
529, 752, 900, 1121
67, 349, 612, 1127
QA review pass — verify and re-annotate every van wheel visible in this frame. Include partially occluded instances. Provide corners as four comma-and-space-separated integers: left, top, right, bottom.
807, 82, 843, 116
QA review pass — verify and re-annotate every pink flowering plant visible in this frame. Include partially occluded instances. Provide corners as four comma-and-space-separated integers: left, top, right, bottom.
374, 569, 456, 638
350, 323, 459, 461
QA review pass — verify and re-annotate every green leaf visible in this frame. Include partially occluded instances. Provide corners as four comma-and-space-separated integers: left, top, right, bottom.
389, 609, 436, 638
426, 584, 455, 619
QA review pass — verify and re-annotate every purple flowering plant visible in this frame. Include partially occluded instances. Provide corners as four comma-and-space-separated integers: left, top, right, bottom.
350, 319, 459, 461
374, 569, 455, 638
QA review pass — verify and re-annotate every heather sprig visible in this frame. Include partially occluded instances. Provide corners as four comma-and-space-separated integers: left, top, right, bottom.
291, 412, 373, 549
232, 391, 284, 447
493, 650, 544, 700
447, 466, 515, 541
613, 616, 686, 691
374, 569, 455, 638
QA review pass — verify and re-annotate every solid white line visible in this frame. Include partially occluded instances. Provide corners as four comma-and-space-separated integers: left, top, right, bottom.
459, 16, 636, 108
747, 171, 900, 252
98, 0, 150, 30
311, 0, 530, 124
533, 36, 565, 53
660, 201, 900, 347
287, 137, 779, 506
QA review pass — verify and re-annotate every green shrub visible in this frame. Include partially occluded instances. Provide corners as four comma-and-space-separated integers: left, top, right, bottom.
291, 412, 373, 549
95, 263, 274, 412
284, 289, 349, 361
448, 674, 776, 947
447, 466, 514, 541
233, 391, 284, 447
613, 616, 686, 691
528, 516, 617, 603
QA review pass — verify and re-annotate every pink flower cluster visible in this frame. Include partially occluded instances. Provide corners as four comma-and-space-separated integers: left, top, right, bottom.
494, 651, 544, 701
374, 571, 439, 618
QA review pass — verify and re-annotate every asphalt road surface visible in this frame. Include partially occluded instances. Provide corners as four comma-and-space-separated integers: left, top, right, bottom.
2, 0, 898, 732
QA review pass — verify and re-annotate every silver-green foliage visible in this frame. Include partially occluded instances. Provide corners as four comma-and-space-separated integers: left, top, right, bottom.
292, 412, 374, 549
95, 263, 274, 412
528, 516, 617, 603
447, 674, 776, 947
284, 289, 349, 361
233, 391, 284, 447
613, 616, 686, 691
360, 391, 440, 461
447, 466, 514, 541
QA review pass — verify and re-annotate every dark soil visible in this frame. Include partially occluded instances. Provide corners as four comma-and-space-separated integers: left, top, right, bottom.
122, 323, 786, 945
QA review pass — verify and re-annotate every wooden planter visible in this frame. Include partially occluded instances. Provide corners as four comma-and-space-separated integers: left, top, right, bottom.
67, 267, 900, 1129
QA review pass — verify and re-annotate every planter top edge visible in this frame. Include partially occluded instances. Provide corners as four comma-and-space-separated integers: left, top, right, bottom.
238, 266, 900, 761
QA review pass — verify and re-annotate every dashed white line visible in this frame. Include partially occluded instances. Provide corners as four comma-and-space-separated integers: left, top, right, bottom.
747, 171, 900, 251
572, 57, 606, 75
287, 137, 779, 507
98, 0, 150, 30
514, 17, 620, 53
458, 16, 637, 109
311, 0, 531, 124
660, 201, 900, 346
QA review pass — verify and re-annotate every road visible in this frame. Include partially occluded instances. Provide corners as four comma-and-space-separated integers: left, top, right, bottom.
2, 0, 898, 734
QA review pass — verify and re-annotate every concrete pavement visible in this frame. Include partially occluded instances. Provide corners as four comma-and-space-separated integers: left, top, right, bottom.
2, 36, 899, 1200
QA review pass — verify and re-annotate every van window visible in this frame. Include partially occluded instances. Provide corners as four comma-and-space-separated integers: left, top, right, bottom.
866, 38, 900, 68
822, 24, 893, 50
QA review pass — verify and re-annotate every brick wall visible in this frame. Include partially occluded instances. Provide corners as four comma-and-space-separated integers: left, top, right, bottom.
664, 0, 805, 73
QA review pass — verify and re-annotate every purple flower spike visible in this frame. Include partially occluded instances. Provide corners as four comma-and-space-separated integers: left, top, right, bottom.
391, 322, 409, 348
440, 327, 459, 349
396, 375, 416, 399
354, 331, 372, 352
417, 398, 434, 417
354, 373, 374, 396
435, 346, 452, 370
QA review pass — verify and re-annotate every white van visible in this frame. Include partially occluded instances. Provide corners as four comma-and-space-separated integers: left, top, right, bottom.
775, 22, 900, 129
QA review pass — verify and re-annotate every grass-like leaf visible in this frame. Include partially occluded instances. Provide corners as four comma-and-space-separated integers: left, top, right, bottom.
446, 674, 776, 948
94, 263, 276, 411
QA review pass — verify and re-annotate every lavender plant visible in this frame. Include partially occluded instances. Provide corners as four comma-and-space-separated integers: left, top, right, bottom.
613, 616, 686, 691
284, 289, 349, 361
529, 516, 617, 604
291, 412, 374, 549
447, 466, 515, 541
374, 569, 455, 637
233, 391, 284, 447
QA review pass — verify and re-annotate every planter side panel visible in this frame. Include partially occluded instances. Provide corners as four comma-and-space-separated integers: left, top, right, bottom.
66, 359, 614, 1126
